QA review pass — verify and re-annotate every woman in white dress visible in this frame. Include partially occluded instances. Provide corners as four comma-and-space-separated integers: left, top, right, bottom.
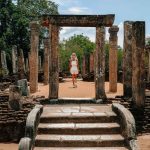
69, 53, 79, 87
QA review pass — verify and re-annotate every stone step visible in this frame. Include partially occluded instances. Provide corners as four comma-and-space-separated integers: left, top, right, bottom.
38, 123, 120, 135
34, 147, 128, 150
35, 134, 125, 147
40, 112, 117, 123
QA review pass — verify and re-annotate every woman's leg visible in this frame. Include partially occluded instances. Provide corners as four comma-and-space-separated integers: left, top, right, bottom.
72, 74, 75, 86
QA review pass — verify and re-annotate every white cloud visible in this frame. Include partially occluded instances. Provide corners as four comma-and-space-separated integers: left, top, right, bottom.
60, 27, 95, 42
66, 7, 91, 14
51, 0, 79, 6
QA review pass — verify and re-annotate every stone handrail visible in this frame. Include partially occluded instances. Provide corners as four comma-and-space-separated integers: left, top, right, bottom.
112, 103, 139, 150
18, 105, 43, 150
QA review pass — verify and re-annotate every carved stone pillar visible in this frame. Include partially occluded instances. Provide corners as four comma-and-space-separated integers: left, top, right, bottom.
18, 49, 25, 79
29, 21, 40, 93
95, 26, 106, 100
109, 25, 119, 92
123, 21, 133, 97
132, 21, 145, 108
49, 24, 59, 99
12, 45, 18, 74
43, 37, 50, 85
90, 53, 94, 73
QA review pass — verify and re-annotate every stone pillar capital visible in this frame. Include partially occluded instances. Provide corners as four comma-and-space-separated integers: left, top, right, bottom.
30, 21, 40, 33
109, 25, 119, 34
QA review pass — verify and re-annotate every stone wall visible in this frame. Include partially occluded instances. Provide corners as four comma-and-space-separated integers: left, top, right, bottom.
0, 96, 35, 142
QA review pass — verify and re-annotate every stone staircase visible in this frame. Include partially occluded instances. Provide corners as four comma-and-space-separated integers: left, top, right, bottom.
34, 104, 129, 150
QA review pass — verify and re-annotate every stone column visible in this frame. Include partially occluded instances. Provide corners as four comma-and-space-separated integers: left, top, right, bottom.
43, 37, 50, 85
1, 51, 8, 75
82, 55, 86, 76
109, 25, 119, 92
12, 45, 18, 74
123, 21, 133, 97
25, 58, 29, 73
29, 21, 40, 93
18, 49, 25, 79
49, 24, 59, 99
90, 53, 94, 72
95, 26, 106, 100
132, 21, 145, 108
17, 79, 29, 96
38, 56, 42, 72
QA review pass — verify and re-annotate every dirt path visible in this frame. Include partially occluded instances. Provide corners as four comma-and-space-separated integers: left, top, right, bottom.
32, 78, 123, 98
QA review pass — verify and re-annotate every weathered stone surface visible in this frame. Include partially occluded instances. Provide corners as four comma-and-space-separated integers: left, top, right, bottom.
29, 21, 40, 93
132, 21, 145, 108
12, 45, 18, 74
18, 137, 32, 150
25, 105, 43, 145
123, 21, 133, 97
49, 24, 59, 99
42, 14, 115, 27
112, 103, 139, 150
18, 49, 25, 79
43, 37, 50, 85
90, 53, 94, 73
0, 95, 35, 142
17, 79, 29, 96
95, 27, 106, 100
1, 51, 8, 75
9, 85, 22, 111
109, 25, 119, 93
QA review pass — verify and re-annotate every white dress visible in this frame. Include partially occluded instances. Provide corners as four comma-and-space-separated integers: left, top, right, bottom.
70, 60, 78, 75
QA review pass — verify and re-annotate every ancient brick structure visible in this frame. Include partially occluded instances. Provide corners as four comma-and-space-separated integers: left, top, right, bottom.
43, 37, 50, 85
132, 21, 145, 108
95, 27, 106, 100
0, 96, 35, 142
1, 51, 8, 75
29, 21, 40, 93
123, 21, 133, 97
109, 26, 119, 93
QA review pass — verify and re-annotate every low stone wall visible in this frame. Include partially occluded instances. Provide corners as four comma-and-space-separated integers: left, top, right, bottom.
0, 96, 35, 142
112, 103, 139, 150
19, 105, 43, 150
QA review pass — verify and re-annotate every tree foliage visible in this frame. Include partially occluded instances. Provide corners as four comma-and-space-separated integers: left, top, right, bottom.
59, 34, 95, 72
0, 0, 58, 72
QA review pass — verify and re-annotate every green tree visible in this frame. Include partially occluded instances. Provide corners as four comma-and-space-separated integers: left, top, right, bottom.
59, 34, 95, 72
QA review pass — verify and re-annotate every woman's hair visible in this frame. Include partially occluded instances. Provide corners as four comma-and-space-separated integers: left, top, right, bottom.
70, 53, 78, 61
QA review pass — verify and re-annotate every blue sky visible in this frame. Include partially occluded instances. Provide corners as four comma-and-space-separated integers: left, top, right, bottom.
52, 0, 150, 47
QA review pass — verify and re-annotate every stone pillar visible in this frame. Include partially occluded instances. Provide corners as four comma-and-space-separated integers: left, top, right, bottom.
1, 51, 8, 75
18, 49, 25, 79
17, 79, 29, 96
29, 21, 40, 93
109, 25, 119, 92
25, 58, 29, 73
90, 53, 94, 72
82, 55, 86, 76
49, 24, 59, 99
123, 21, 133, 97
132, 21, 145, 108
38, 56, 42, 72
43, 37, 50, 85
95, 26, 106, 100
9, 85, 22, 111
12, 45, 18, 74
